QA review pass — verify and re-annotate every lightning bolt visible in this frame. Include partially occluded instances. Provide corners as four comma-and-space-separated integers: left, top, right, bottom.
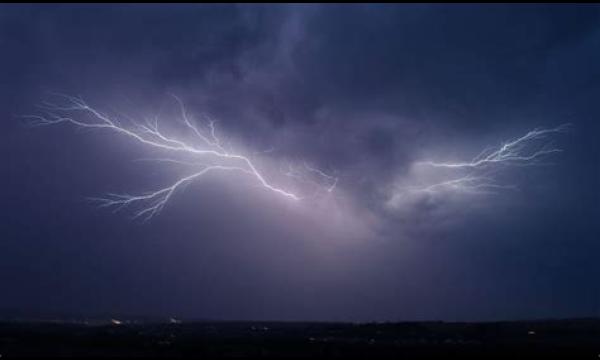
404, 174, 516, 195
281, 161, 338, 196
419, 124, 571, 169
406, 124, 571, 195
25, 94, 336, 220
303, 162, 338, 193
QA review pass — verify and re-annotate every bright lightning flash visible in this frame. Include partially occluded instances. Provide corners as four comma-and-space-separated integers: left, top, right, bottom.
420, 124, 571, 169
406, 124, 571, 195
26, 94, 337, 220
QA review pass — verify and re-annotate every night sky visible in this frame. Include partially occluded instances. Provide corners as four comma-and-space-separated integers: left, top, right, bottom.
2, 4, 599, 322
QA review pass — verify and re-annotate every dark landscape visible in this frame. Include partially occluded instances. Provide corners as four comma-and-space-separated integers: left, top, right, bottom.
1, 318, 600, 357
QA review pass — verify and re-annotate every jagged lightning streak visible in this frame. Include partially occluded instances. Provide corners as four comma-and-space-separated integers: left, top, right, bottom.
282, 161, 338, 196
24, 94, 316, 220
403, 174, 516, 195
303, 162, 338, 193
419, 124, 571, 169
407, 124, 571, 195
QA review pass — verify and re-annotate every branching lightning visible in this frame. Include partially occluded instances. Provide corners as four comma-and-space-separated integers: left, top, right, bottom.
419, 124, 571, 169
28, 93, 565, 217
26, 94, 336, 220
404, 174, 516, 195
407, 124, 571, 195
282, 162, 338, 196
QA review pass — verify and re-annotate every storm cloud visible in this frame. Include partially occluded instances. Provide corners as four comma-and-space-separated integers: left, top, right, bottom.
1, 4, 599, 321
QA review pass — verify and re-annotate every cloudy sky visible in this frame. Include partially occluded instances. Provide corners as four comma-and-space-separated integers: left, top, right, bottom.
2, 4, 599, 321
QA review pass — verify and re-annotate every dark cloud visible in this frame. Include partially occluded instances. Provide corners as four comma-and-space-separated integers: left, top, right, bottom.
1, 4, 599, 321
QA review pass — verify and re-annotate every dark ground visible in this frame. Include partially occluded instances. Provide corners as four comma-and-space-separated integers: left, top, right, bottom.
1, 318, 600, 358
